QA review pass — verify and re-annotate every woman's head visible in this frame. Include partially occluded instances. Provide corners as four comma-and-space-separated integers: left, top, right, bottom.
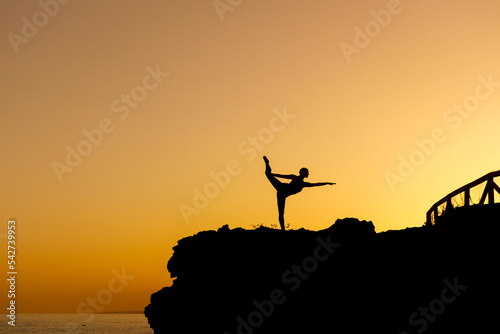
299, 168, 309, 177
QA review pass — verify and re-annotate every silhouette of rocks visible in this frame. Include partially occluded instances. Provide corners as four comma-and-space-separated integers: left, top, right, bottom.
145, 214, 499, 333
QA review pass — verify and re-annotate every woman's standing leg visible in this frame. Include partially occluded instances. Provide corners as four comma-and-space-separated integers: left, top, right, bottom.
277, 194, 286, 230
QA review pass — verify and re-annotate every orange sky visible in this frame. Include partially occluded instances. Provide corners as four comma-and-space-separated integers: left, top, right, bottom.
1, 0, 500, 314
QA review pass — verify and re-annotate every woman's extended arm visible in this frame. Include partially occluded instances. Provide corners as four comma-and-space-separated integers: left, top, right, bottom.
303, 182, 335, 187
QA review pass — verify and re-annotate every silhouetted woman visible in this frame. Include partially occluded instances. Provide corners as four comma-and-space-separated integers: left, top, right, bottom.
264, 156, 335, 230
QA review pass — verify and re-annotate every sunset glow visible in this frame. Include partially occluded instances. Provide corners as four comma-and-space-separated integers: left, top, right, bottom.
2, 0, 500, 314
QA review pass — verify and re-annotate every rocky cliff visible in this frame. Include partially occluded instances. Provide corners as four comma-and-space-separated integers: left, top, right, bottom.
145, 212, 499, 333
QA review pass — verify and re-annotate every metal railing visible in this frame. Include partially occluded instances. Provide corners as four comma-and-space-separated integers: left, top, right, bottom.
426, 170, 500, 226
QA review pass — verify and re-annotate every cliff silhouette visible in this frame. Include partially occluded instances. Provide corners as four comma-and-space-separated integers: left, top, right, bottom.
145, 208, 499, 333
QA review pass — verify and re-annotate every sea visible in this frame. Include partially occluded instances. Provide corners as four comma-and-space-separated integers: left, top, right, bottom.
0, 313, 153, 333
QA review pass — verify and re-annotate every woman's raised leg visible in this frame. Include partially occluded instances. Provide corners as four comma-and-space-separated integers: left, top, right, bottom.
264, 156, 282, 191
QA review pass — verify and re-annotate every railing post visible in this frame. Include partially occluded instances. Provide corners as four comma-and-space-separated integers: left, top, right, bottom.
488, 179, 495, 205
446, 197, 453, 214
464, 188, 470, 207
479, 181, 488, 205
